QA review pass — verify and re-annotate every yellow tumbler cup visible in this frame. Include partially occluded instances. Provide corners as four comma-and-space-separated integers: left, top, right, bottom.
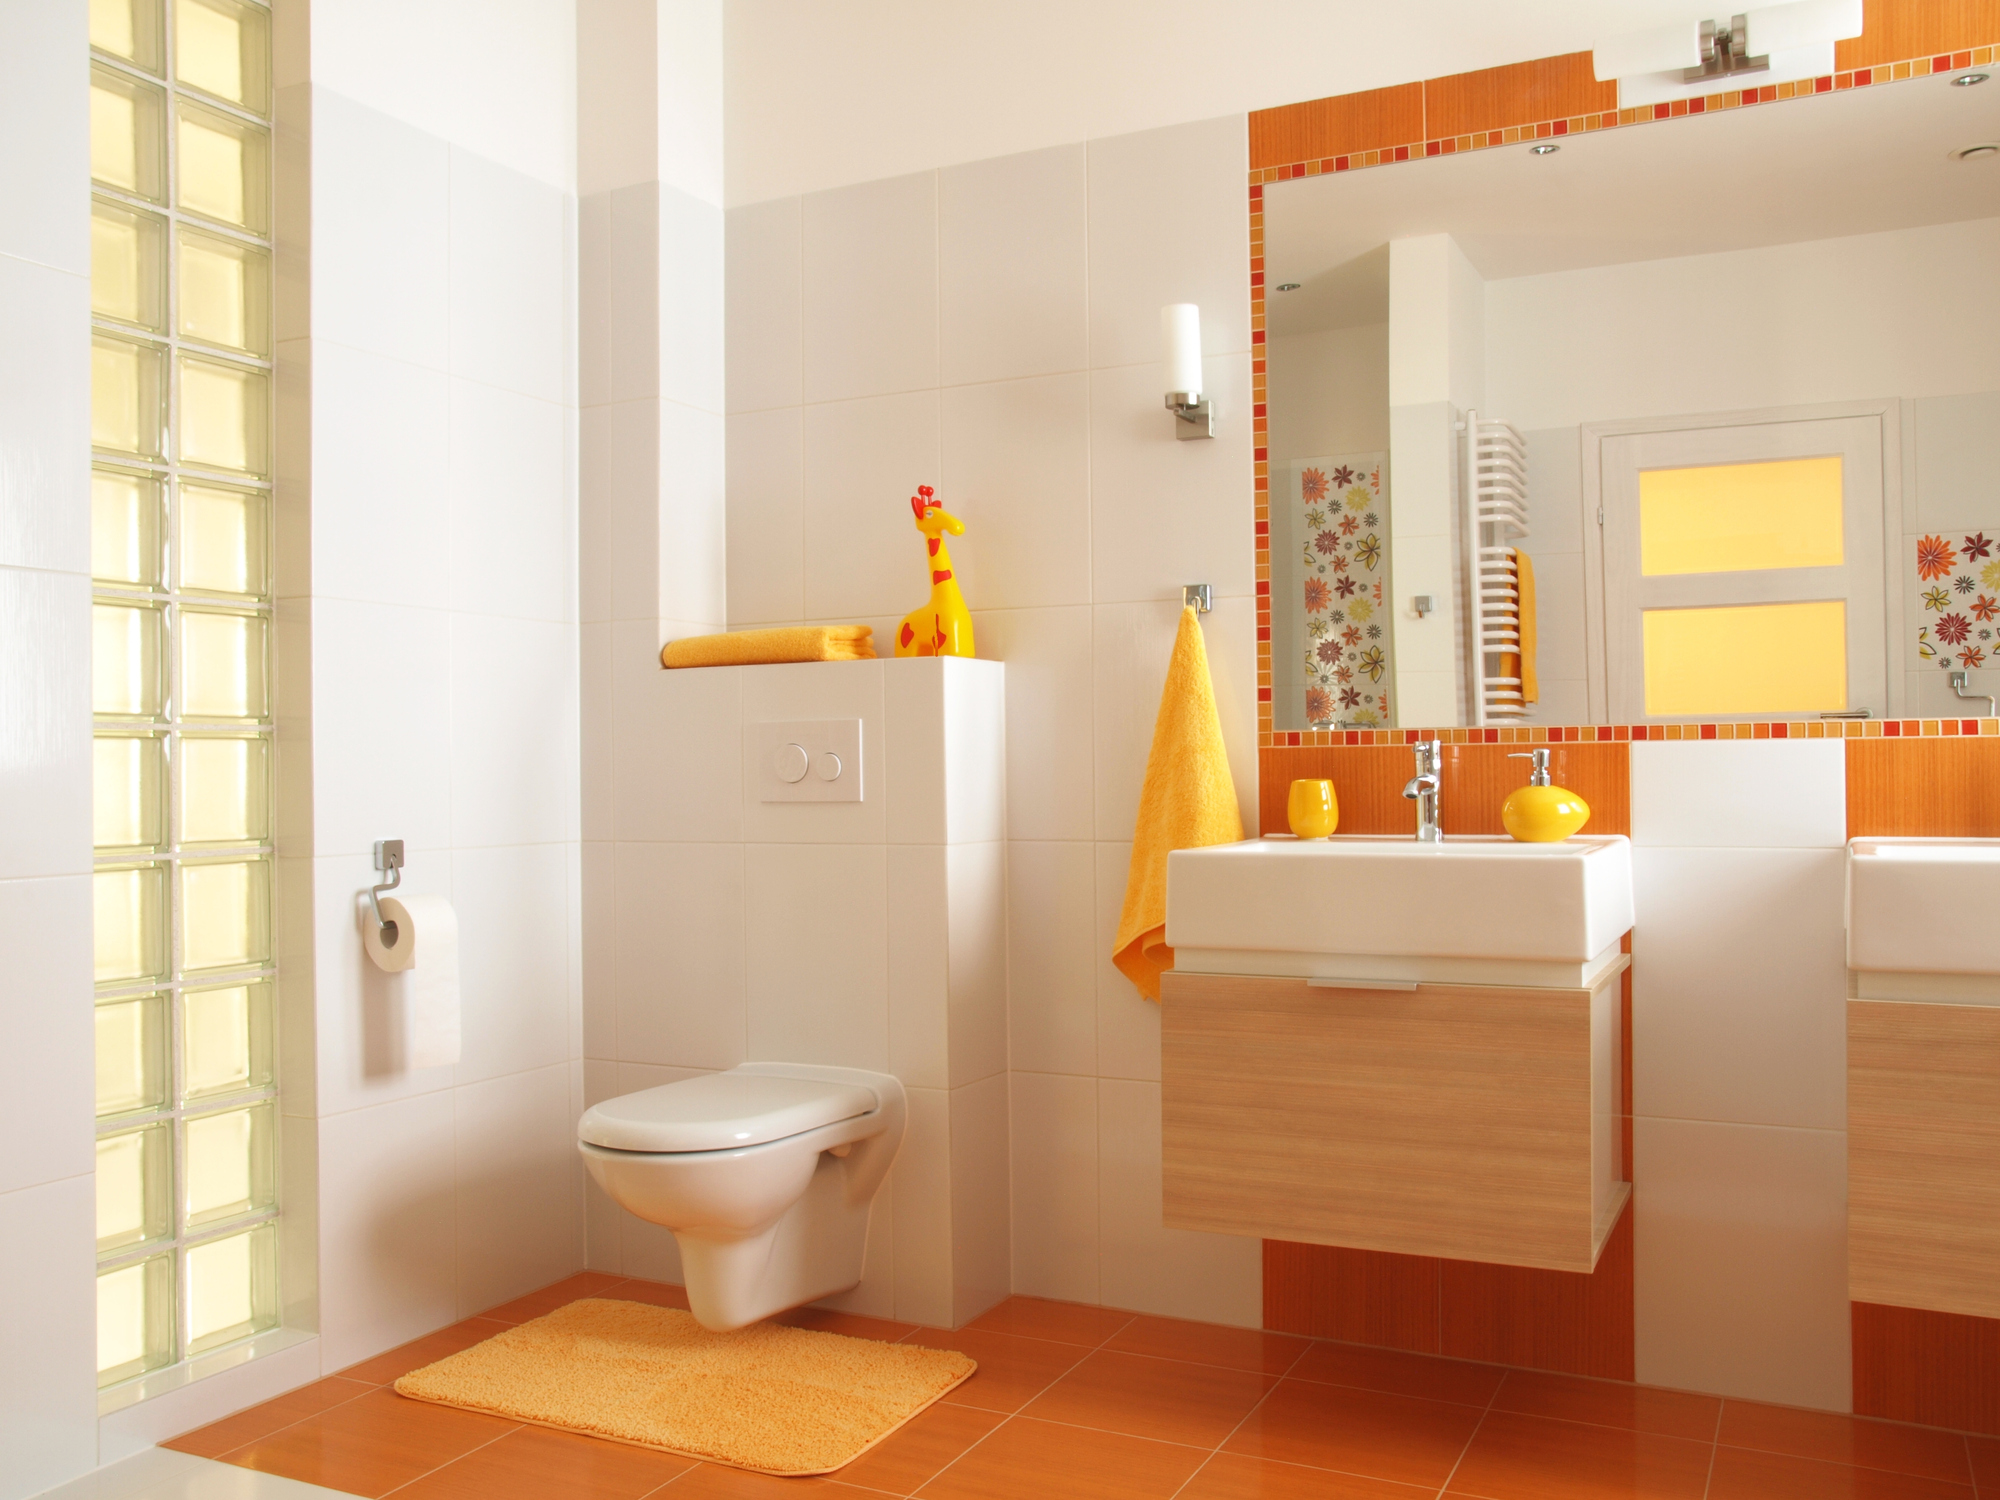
1287, 778, 1338, 839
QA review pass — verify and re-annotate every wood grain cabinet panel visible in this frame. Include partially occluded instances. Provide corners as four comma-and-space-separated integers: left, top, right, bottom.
1850, 999, 2000, 1320
1161, 968, 1629, 1275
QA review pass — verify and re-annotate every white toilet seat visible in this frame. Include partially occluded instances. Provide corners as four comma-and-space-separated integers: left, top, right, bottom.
578, 1071, 879, 1154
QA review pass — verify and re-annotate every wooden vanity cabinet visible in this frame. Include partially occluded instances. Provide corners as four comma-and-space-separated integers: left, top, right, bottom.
1160, 964, 1630, 1275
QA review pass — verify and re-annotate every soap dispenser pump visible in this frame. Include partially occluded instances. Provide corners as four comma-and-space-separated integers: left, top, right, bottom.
1501, 749, 1592, 843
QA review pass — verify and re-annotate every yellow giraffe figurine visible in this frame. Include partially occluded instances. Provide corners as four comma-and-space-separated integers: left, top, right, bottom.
896, 485, 975, 657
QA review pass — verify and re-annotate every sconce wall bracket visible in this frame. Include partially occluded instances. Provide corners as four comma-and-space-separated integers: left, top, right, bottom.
1166, 392, 1214, 440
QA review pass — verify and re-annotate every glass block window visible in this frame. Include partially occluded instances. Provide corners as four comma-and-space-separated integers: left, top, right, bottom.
91, 0, 278, 1390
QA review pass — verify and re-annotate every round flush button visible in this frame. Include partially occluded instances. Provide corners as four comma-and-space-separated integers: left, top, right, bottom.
775, 743, 810, 783
816, 751, 843, 781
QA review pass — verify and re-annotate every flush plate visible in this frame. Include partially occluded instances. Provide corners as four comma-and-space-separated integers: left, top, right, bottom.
753, 719, 863, 802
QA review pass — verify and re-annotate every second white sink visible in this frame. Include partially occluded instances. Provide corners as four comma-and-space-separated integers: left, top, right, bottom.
1849, 837, 2000, 978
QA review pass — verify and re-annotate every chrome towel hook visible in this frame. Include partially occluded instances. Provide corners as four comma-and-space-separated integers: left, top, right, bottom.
368, 840, 405, 944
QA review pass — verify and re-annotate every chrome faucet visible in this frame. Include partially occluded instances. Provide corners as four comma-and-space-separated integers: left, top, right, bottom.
1402, 738, 1442, 843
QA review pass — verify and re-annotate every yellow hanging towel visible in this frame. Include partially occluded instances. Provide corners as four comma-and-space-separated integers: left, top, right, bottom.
1498, 549, 1538, 705
1112, 607, 1245, 1002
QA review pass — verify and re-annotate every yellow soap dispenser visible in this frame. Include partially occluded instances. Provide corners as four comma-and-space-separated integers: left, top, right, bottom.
1502, 749, 1591, 843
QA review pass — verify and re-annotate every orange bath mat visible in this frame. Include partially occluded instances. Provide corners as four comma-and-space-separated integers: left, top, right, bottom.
392, 1298, 975, 1476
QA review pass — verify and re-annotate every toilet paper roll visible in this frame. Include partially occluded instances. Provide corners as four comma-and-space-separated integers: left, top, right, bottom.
364, 894, 461, 1069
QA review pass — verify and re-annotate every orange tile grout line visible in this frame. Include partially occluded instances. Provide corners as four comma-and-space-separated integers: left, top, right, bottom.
1158, 1334, 1318, 1500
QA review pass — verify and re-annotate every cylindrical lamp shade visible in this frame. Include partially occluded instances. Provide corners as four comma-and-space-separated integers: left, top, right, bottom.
1161, 303, 1202, 398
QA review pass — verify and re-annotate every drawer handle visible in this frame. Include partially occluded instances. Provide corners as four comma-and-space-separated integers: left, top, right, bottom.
1307, 976, 1419, 992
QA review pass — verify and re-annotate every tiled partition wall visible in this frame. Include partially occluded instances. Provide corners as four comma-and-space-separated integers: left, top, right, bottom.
723, 118, 1267, 1326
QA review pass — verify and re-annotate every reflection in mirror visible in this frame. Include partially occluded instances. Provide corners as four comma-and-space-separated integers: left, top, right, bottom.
1263, 64, 2000, 729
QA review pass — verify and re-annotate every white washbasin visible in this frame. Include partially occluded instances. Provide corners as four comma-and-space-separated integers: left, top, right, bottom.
1165, 835, 1634, 987
1848, 837, 2000, 978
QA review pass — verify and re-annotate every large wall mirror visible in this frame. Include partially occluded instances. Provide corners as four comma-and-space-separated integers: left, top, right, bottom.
1261, 64, 2000, 731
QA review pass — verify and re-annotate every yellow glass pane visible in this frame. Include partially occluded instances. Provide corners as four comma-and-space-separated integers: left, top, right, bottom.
93, 334, 166, 459
176, 0, 269, 113
183, 1102, 273, 1227
178, 227, 270, 355
95, 995, 166, 1117
180, 735, 268, 843
179, 857, 269, 973
90, 66, 165, 200
96, 1122, 170, 1252
92, 468, 162, 586
177, 355, 268, 476
1643, 601, 1847, 717
91, 200, 166, 331
179, 482, 267, 594
180, 608, 267, 719
1639, 456, 1844, 577
93, 602, 164, 717
184, 982, 271, 1100
176, 102, 268, 232
94, 733, 166, 849
93, 0, 163, 71
186, 1222, 277, 1354
94, 863, 166, 983
97, 1255, 173, 1385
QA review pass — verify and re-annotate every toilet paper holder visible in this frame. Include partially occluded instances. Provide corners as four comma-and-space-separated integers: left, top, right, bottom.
368, 840, 405, 943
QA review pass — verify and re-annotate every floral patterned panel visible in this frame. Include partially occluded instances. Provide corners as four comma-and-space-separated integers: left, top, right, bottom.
1915, 530, 2000, 672
1289, 454, 1391, 728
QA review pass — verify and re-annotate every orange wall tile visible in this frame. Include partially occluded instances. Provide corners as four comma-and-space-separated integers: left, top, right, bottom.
1846, 737, 2000, 836
1439, 1203, 1635, 1380
1259, 742, 1629, 838
1837, 0, 2000, 69
1853, 1301, 2000, 1434
1248, 82, 1424, 168
1423, 52, 1615, 139
1263, 1242, 1439, 1350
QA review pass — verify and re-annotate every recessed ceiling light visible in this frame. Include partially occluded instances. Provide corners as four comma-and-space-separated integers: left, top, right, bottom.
1530, 143, 1560, 155
1952, 71, 1990, 86
1275, 282, 1301, 292
1952, 142, 2000, 161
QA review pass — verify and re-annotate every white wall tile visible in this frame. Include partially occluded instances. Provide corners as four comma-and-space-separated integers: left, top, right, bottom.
599, 398, 662, 624
973, 607, 1094, 842
0, 256, 87, 575
582, 1058, 622, 1270
1201, 591, 1261, 838
454, 1064, 582, 1317
891, 1085, 952, 1327
1095, 839, 1161, 1082
801, 391, 942, 622
1007, 842, 1097, 1077
1091, 598, 1182, 843
887, 844, 949, 1090
310, 343, 452, 609
883, 659, 947, 844
1631, 741, 1847, 849
659, 397, 729, 633
0, 0, 86, 277
745, 843, 889, 1070
940, 375, 1091, 611
659, 182, 725, 414
449, 614, 578, 848
580, 840, 615, 1059
801, 172, 937, 405
579, 191, 613, 409
604, 182, 661, 404
943, 657, 1007, 845
1632, 847, 1847, 1131
316, 1090, 458, 1371
450, 844, 574, 1085
1085, 116, 1250, 369
938, 145, 1088, 386
949, 1071, 1011, 1326
581, 623, 614, 839
613, 841, 747, 1070
0, 567, 89, 880
611, 632, 743, 843
948, 841, 1008, 1088
1098, 1078, 1260, 1326
725, 406, 805, 626
1634, 1116, 1850, 1411
449, 148, 570, 404
577, 402, 618, 624
448, 381, 573, 622
1523, 426, 1586, 555
1009, 1071, 1098, 1305
311, 599, 454, 857
311, 89, 450, 369
741, 659, 887, 844
1527, 550, 1588, 685
725, 197, 802, 414
1088, 355, 1255, 605
0, 1176, 96, 1500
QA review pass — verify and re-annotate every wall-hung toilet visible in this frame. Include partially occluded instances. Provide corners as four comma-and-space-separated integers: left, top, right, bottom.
576, 1062, 906, 1331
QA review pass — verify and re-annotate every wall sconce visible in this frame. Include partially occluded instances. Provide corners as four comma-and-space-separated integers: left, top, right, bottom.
1593, 0, 1860, 108
1161, 303, 1213, 440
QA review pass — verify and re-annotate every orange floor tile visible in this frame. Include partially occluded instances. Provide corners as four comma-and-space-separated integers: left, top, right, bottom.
166, 1280, 2000, 1499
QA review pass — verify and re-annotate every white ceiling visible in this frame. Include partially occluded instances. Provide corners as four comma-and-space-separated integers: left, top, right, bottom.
1265, 66, 2000, 336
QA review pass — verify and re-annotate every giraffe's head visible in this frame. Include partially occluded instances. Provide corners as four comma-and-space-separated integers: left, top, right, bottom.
909, 485, 964, 538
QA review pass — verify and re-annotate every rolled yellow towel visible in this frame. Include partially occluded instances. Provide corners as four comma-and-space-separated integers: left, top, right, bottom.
661, 626, 877, 669
1112, 607, 1245, 1001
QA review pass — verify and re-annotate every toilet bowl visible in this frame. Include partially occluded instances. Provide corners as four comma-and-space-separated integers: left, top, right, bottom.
576, 1062, 906, 1331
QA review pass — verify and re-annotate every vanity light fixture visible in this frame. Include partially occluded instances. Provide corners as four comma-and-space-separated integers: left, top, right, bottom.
1954, 143, 2000, 161
1530, 143, 1560, 155
1161, 303, 1214, 440
1594, 0, 1861, 109
1953, 72, 1990, 86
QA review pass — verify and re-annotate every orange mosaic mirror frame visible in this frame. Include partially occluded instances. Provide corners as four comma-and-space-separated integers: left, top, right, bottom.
1246, 3, 2000, 753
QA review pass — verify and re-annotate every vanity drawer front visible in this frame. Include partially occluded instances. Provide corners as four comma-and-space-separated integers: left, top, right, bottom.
1161, 971, 1620, 1274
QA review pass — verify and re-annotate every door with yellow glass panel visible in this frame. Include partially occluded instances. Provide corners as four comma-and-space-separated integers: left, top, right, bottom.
90, 0, 280, 1391
1595, 413, 1889, 723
